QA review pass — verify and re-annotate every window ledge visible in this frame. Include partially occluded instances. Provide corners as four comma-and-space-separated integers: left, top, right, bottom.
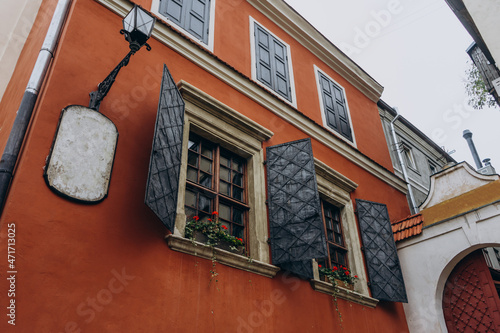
165, 235, 280, 278
310, 279, 379, 308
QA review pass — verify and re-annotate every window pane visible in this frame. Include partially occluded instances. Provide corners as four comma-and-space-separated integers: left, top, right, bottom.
220, 166, 230, 182
221, 221, 231, 233
219, 203, 231, 221
187, 167, 198, 182
185, 207, 196, 219
232, 172, 242, 186
232, 159, 242, 172
185, 190, 196, 208
188, 139, 199, 152
220, 155, 230, 167
220, 181, 230, 196
188, 151, 198, 167
335, 234, 343, 245
233, 207, 243, 225
199, 173, 212, 188
233, 224, 244, 239
233, 187, 243, 201
200, 157, 212, 173
201, 145, 212, 158
198, 194, 211, 213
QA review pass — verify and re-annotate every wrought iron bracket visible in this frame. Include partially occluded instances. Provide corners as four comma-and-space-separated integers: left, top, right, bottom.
89, 50, 135, 111
88, 30, 151, 111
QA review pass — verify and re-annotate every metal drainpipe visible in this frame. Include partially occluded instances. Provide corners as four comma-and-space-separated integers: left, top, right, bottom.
390, 113, 419, 214
0, 0, 72, 215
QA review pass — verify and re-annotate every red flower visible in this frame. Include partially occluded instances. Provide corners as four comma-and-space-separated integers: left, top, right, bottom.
343, 267, 347, 270
332, 266, 338, 271
318, 264, 322, 268
212, 211, 218, 215
354, 275, 358, 278
208, 218, 212, 222
193, 216, 199, 221
222, 225, 228, 230
345, 271, 349, 275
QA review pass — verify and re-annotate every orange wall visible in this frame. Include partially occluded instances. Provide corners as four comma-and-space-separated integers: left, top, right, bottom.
0, 0, 409, 332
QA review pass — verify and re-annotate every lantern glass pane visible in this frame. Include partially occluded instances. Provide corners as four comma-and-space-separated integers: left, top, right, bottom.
123, 8, 136, 33
136, 8, 155, 36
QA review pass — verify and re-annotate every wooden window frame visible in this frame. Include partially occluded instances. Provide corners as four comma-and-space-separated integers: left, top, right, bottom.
185, 133, 249, 242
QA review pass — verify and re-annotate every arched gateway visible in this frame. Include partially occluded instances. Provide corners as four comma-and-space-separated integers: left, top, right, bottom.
393, 163, 500, 332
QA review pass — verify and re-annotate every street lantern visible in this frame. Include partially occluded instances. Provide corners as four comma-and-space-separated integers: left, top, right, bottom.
89, 5, 156, 111
122, 5, 156, 52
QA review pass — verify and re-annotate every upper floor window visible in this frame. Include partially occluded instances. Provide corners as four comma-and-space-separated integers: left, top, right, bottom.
251, 19, 295, 104
401, 144, 417, 170
157, 0, 213, 48
315, 67, 353, 143
185, 133, 248, 241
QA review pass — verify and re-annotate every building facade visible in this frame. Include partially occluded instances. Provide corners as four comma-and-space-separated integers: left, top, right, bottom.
378, 100, 456, 214
0, 0, 412, 331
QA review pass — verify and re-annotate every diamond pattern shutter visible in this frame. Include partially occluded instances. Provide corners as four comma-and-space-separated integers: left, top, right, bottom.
266, 138, 327, 279
356, 199, 408, 302
159, 0, 211, 44
145, 64, 185, 232
319, 73, 352, 141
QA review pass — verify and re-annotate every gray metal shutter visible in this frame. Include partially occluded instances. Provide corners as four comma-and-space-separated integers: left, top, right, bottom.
255, 24, 291, 102
266, 138, 327, 279
319, 73, 352, 141
159, 0, 210, 44
145, 64, 185, 232
356, 199, 408, 302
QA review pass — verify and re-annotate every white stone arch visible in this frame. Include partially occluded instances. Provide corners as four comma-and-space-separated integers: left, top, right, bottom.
397, 163, 500, 333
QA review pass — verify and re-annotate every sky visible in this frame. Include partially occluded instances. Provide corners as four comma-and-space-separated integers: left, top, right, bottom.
284, 0, 500, 170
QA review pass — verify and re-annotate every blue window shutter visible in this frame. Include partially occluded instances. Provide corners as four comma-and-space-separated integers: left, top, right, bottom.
266, 138, 328, 279
160, 0, 184, 26
159, 0, 211, 44
356, 199, 408, 303
185, 0, 210, 44
255, 24, 292, 102
145, 64, 185, 232
319, 73, 352, 141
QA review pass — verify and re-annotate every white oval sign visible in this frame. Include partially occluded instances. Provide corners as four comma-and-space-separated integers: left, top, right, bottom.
44, 105, 118, 202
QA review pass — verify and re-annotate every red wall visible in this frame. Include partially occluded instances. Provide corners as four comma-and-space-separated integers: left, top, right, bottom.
0, 0, 410, 332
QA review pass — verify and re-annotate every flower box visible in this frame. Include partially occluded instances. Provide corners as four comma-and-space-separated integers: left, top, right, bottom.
191, 231, 245, 255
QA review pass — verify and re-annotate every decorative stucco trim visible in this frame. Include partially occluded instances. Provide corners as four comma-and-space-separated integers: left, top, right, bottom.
166, 235, 280, 278
94, 0, 407, 195
420, 162, 500, 210
245, 0, 383, 103
178, 81, 274, 142
314, 159, 358, 193
310, 279, 379, 308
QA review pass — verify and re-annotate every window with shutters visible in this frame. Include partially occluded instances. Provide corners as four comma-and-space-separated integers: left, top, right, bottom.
162, 82, 275, 275
250, 18, 296, 105
154, 0, 214, 49
185, 133, 248, 241
315, 66, 354, 143
317, 201, 349, 271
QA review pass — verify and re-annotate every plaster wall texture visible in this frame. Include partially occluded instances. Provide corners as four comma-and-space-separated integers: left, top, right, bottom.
464, 0, 500, 65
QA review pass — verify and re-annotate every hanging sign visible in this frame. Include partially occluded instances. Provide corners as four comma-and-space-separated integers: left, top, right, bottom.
44, 105, 118, 203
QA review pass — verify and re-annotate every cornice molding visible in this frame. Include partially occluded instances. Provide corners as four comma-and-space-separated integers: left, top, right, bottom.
94, 0, 407, 194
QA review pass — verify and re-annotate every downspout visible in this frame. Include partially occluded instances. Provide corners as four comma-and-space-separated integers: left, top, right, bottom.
0, 0, 72, 215
389, 112, 419, 214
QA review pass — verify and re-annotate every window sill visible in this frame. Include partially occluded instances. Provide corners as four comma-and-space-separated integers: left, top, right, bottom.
310, 279, 379, 308
165, 235, 280, 278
